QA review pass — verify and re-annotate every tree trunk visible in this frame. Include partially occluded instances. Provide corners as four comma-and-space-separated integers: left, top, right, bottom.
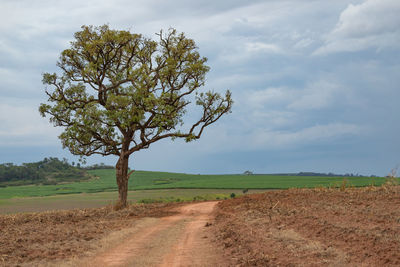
116, 154, 130, 209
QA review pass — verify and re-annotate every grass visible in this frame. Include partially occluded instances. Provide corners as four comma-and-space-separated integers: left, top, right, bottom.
0, 189, 257, 214
0, 169, 391, 200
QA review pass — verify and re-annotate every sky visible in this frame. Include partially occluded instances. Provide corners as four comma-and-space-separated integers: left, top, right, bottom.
0, 0, 399, 176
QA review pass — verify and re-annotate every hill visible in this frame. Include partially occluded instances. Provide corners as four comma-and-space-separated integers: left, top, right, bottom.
0, 157, 90, 186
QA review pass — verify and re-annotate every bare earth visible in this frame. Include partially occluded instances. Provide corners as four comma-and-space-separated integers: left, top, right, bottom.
214, 186, 400, 266
2, 186, 400, 266
82, 201, 228, 267
0, 202, 177, 266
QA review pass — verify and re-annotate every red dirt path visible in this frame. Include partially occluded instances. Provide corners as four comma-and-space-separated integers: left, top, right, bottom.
86, 201, 227, 267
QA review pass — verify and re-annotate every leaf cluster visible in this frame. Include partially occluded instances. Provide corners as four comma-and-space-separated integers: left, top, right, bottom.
40, 25, 232, 158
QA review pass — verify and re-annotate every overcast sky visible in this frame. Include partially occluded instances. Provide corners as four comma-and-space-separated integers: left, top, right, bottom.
0, 0, 399, 175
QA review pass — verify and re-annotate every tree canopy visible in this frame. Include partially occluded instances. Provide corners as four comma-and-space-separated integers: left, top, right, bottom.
39, 25, 233, 208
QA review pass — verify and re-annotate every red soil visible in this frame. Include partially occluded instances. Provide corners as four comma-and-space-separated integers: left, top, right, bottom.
88, 201, 227, 266
213, 186, 400, 266
0, 203, 176, 266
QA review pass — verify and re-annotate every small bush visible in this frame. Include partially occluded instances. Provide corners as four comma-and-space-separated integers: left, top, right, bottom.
230, 193, 236, 198
193, 195, 206, 201
384, 176, 399, 186
340, 179, 348, 191
138, 198, 164, 204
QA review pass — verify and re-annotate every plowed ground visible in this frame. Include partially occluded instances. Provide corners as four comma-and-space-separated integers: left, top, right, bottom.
0, 203, 178, 266
214, 186, 400, 266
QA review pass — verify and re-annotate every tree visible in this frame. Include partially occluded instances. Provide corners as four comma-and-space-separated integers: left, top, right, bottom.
243, 170, 253, 175
39, 25, 233, 208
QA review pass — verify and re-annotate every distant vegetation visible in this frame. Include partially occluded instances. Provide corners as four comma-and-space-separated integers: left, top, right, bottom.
0, 158, 90, 186
82, 163, 114, 170
282, 172, 377, 177
243, 171, 378, 177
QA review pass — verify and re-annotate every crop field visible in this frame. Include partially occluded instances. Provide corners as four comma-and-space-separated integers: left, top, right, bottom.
0, 169, 388, 200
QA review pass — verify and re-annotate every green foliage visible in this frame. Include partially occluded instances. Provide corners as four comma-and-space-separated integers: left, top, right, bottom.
39, 25, 233, 159
0, 158, 88, 186
83, 163, 114, 170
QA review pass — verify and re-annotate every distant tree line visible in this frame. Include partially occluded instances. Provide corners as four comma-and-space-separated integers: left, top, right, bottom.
296, 172, 372, 177
0, 157, 88, 186
243, 171, 377, 177
82, 163, 114, 170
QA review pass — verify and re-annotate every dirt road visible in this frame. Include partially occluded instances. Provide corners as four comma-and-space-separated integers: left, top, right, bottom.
84, 201, 227, 267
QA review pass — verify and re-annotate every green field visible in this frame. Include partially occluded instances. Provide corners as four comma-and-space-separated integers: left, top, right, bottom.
0, 188, 255, 214
0, 169, 388, 200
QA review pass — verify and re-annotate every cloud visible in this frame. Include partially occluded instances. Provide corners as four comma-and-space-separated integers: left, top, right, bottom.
245, 87, 289, 108
287, 80, 339, 110
245, 42, 283, 54
250, 123, 365, 149
0, 98, 60, 146
293, 38, 314, 49
218, 40, 284, 63
243, 79, 344, 112
315, 0, 400, 55
183, 121, 366, 154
